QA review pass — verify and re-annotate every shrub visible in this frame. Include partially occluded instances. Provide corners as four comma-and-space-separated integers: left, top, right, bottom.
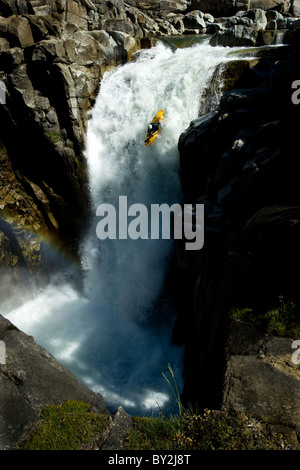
125, 408, 291, 450
229, 298, 300, 337
173, 408, 287, 450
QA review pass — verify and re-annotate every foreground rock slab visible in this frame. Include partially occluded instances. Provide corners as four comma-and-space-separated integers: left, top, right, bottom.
0, 314, 107, 450
223, 328, 300, 442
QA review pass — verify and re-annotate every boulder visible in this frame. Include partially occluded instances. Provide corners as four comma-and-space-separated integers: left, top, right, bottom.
65, 0, 88, 29
287, 17, 300, 28
0, 37, 10, 52
266, 9, 283, 21
30, 38, 67, 63
277, 17, 287, 28
107, 30, 140, 60
210, 24, 258, 46
0, 0, 35, 16
0, 46, 24, 72
7, 15, 34, 48
23, 14, 50, 42
266, 19, 277, 30
214, 15, 253, 28
223, 335, 300, 431
248, 0, 290, 13
203, 12, 214, 22
125, 0, 188, 13
182, 10, 206, 30
103, 18, 135, 35
168, 13, 185, 33
156, 18, 179, 35
8, 63, 36, 108
244, 8, 267, 30
206, 22, 226, 33
219, 82, 272, 112
188, 0, 293, 15
291, 0, 300, 15
73, 31, 103, 66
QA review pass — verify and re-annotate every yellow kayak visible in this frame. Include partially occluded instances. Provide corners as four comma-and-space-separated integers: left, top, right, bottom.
144, 109, 164, 146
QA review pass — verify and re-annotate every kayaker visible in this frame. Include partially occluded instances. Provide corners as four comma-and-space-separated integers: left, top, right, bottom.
148, 121, 161, 136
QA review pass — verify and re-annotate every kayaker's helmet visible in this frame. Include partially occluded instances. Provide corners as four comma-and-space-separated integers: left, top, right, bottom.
148, 124, 153, 131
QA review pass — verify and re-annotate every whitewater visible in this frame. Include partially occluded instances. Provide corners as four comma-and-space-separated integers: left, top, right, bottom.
3, 40, 246, 415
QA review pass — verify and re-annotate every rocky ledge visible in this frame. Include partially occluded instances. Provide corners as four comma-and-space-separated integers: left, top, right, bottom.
0, 313, 107, 449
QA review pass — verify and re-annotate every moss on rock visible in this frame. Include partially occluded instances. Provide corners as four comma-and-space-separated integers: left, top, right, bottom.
17, 400, 111, 450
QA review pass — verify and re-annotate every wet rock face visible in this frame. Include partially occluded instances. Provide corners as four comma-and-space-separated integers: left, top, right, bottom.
177, 44, 300, 426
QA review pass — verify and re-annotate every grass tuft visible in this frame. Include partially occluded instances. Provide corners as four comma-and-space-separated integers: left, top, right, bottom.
17, 400, 110, 450
162, 363, 183, 416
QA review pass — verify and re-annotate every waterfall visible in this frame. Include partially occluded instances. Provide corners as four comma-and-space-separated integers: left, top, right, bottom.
3, 40, 247, 415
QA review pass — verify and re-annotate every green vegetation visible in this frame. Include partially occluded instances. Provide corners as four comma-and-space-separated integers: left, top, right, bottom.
125, 414, 182, 450
229, 298, 300, 338
43, 132, 63, 144
17, 400, 110, 450
14, 299, 299, 452
125, 299, 300, 451
125, 408, 291, 450
162, 363, 183, 416
15, 399, 295, 450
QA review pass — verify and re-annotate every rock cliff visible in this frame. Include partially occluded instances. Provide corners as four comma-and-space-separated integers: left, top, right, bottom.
176, 34, 300, 440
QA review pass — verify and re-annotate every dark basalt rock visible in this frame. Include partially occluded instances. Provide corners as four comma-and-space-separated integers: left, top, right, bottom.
177, 42, 300, 433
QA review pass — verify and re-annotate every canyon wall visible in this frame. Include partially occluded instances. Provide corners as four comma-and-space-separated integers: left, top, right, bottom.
176, 37, 300, 440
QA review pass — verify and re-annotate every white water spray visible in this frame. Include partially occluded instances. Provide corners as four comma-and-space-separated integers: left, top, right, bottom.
4, 40, 246, 415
